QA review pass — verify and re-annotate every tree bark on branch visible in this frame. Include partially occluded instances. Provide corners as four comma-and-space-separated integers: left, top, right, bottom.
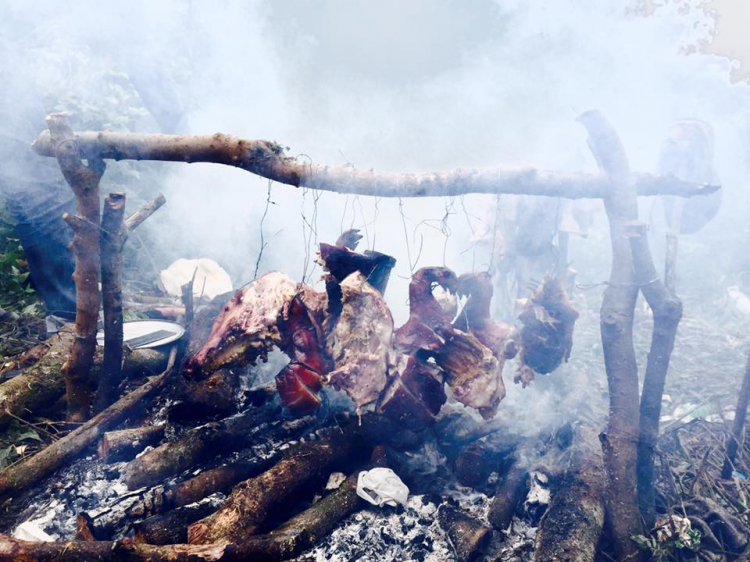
578, 110, 645, 562
46, 114, 105, 422
626, 222, 683, 528
95, 192, 166, 412
31, 129, 719, 200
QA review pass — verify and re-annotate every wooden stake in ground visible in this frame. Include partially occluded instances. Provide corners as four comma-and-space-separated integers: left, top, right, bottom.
578, 110, 645, 562
722, 350, 750, 480
96, 192, 126, 412
95, 192, 166, 412
46, 113, 105, 422
627, 222, 683, 528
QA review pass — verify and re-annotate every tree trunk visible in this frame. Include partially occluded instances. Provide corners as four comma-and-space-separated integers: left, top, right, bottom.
578, 110, 645, 561
46, 114, 105, 422
627, 223, 683, 528
31, 129, 718, 200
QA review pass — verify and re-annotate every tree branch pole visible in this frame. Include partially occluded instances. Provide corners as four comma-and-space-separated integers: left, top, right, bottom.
578, 110, 645, 562
625, 222, 683, 528
46, 114, 106, 422
96, 192, 166, 412
722, 349, 750, 480
31, 129, 719, 200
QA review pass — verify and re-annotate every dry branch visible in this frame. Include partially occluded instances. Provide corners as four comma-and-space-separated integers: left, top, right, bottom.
31, 129, 719, 200
47, 114, 105, 422
0, 347, 177, 500
578, 109, 645, 561
626, 222, 683, 527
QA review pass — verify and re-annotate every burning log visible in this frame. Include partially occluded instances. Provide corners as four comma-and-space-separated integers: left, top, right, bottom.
122, 403, 282, 490
31, 129, 720, 199
1, 471, 370, 561
533, 448, 606, 562
0, 325, 74, 429
0, 347, 177, 501
133, 498, 224, 545
0, 535, 234, 562
488, 463, 530, 531
46, 114, 105, 422
98, 425, 166, 463
438, 505, 492, 562
187, 423, 372, 545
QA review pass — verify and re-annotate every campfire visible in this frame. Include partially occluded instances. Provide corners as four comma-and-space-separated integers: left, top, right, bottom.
0, 104, 748, 562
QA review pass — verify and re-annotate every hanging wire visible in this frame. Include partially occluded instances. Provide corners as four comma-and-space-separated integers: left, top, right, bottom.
252, 179, 275, 281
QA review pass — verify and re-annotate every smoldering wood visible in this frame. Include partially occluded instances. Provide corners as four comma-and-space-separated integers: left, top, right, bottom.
187, 424, 373, 545
533, 445, 606, 562
133, 497, 224, 545
722, 349, 750, 479
438, 505, 492, 562
46, 114, 106, 422
578, 109, 645, 562
626, 222, 683, 528
98, 425, 166, 463
0, 535, 235, 562
0, 325, 74, 429
0, 347, 177, 500
0, 473, 368, 561
121, 403, 282, 490
30, 129, 720, 200
96, 192, 127, 412
488, 463, 529, 531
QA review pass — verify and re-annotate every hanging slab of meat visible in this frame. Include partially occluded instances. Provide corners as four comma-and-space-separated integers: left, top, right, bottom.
185, 272, 325, 378
394, 267, 459, 356
517, 275, 579, 378
434, 330, 506, 420
377, 354, 447, 430
275, 362, 325, 414
326, 271, 393, 413
454, 272, 519, 361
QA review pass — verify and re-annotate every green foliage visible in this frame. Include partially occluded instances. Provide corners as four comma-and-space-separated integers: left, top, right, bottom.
632, 526, 701, 560
0, 205, 42, 314
0, 420, 42, 471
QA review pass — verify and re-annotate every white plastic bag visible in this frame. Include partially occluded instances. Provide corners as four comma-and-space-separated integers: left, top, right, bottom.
356, 467, 409, 508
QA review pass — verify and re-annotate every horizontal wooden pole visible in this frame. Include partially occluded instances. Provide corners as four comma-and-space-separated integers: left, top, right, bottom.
31, 129, 719, 200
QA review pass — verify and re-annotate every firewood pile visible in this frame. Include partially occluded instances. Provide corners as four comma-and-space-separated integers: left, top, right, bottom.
0, 227, 589, 562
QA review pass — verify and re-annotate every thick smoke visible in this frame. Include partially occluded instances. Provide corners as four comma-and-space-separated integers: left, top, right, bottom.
1, 0, 749, 431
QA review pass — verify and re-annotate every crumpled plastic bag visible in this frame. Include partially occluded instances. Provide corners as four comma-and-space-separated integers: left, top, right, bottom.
159, 258, 233, 300
356, 467, 409, 507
